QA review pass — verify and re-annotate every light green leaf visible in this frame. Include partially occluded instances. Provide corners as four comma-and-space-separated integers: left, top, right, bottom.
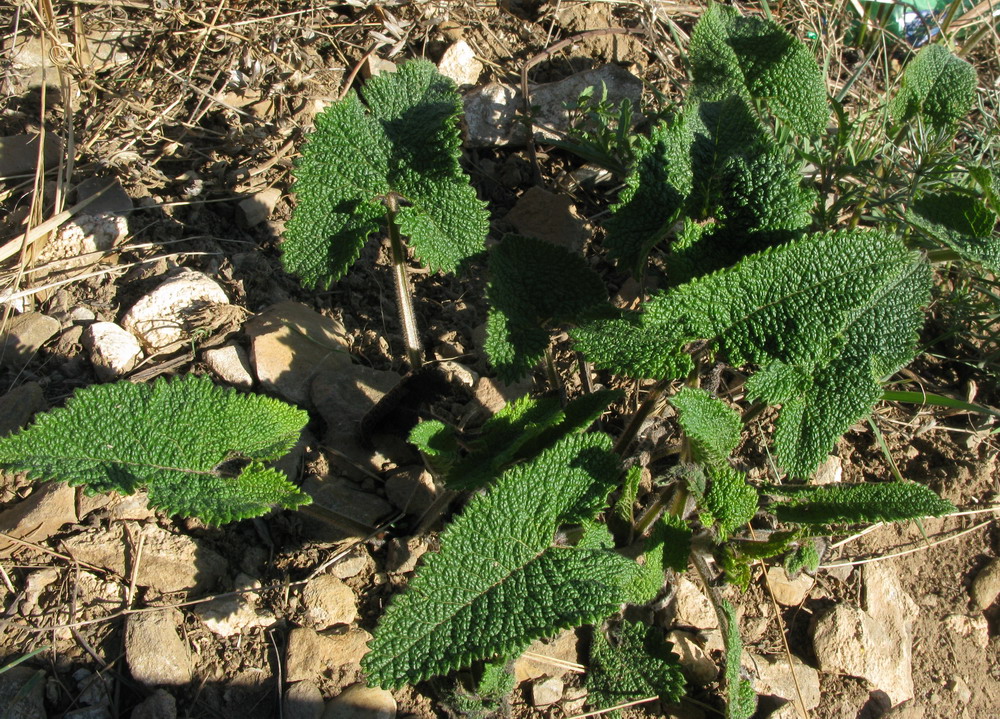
283, 60, 488, 288
889, 44, 977, 134
0, 375, 310, 525
362, 433, 642, 688
769, 481, 955, 525
670, 387, 743, 466
689, 4, 828, 136
704, 464, 758, 539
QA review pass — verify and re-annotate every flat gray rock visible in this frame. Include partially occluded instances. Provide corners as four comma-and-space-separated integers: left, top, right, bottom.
1, 312, 60, 369
322, 684, 396, 719
285, 681, 325, 719
0, 666, 46, 719
130, 689, 177, 719
0, 382, 47, 437
126, 610, 193, 686
0, 482, 77, 556
0, 134, 63, 176
285, 626, 373, 683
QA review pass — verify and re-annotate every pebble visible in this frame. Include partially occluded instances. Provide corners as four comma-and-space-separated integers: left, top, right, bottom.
943, 613, 990, 649
237, 188, 282, 228
74, 176, 133, 215
284, 681, 325, 719
0, 666, 46, 719
0, 133, 62, 175
125, 609, 193, 686
970, 557, 1000, 610
384, 467, 438, 518
202, 342, 254, 389
513, 629, 580, 681
672, 576, 719, 630
385, 537, 429, 574
437, 40, 482, 87
82, 322, 142, 379
246, 300, 352, 406
194, 573, 277, 637
329, 548, 372, 580
37, 213, 128, 268
765, 565, 815, 606
1, 312, 60, 368
744, 652, 821, 711
946, 676, 972, 703
531, 677, 564, 707
300, 476, 394, 540
130, 689, 177, 719
323, 684, 396, 719
667, 630, 717, 685
812, 454, 843, 484
310, 362, 402, 426
61, 522, 228, 594
122, 269, 230, 352
0, 382, 47, 437
0, 482, 77, 555
302, 575, 358, 629
503, 186, 591, 253
286, 626, 373, 683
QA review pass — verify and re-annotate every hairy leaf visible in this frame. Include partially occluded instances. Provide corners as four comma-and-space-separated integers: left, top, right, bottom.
889, 44, 976, 134
769, 481, 955, 525
587, 621, 686, 717
721, 600, 756, 719
486, 234, 608, 381
689, 4, 827, 136
670, 387, 743, 466
0, 375, 310, 525
909, 191, 1000, 272
704, 465, 758, 539
362, 433, 643, 687
283, 60, 488, 288
575, 230, 931, 476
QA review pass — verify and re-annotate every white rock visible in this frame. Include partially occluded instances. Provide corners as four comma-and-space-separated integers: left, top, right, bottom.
122, 269, 230, 352
323, 683, 396, 719
765, 566, 815, 607
194, 574, 276, 637
237, 188, 282, 228
531, 677, 564, 707
811, 563, 917, 705
38, 213, 128, 268
437, 40, 481, 87
302, 575, 358, 629
286, 626, 372, 683
125, 610, 193, 686
812, 455, 843, 484
673, 576, 718, 630
513, 629, 580, 681
202, 343, 254, 389
744, 653, 821, 711
83, 322, 142, 379
463, 83, 523, 148
0, 482, 77, 555
944, 613, 989, 649
667, 630, 717, 685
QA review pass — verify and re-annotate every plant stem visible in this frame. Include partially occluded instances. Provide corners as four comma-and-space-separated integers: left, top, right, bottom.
384, 193, 423, 370
613, 377, 671, 457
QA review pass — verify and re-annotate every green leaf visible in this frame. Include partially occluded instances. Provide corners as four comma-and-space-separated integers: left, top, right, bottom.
909, 191, 1000, 272
615, 465, 643, 522
575, 229, 932, 476
486, 235, 608, 381
362, 433, 643, 688
720, 600, 756, 719
670, 387, 742, 466
587, 621, 686, 717
889, 44, 976, 134
283, 60, 489, 288
658, 513, 693, 573
0, 375, 310, 525
688, 4, 828, 136
769, 481, 955, 525
704, 465, 758, 539
408, 420, 458, 458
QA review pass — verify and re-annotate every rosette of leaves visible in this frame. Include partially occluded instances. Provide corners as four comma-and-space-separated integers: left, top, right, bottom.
0, 375, 310, 525
574, 230, 932, 477
282, 60, 489, 288
362, 433, 648, 688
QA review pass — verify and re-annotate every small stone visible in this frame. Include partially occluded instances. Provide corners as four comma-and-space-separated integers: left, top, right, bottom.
970, 557, 1000, 610
61, 523, 227, 594
0, 382, 47, 437
824, 563, 853, 583
385, 537, 429, 574
0, 482, 77, 556
944, 613, 989, 649
122, 269, 230, 353
323, 683, 396, 719
384, 468, 438, 518
437, 40, 481, 87
765, 566, 815, 606
202, 343, 254, 389
1, 312, 60, 368
286, 626, 373, 683
75, 176, 133, 215
812, 455, 843, 485
311, 363, 402, 426
880, 701, 925, 719
237, 188, 282, 228
330, 548, 372, 580
744, 653, 821, 711
38, 214, 128, 269
0, 666, 45, 719
194, 573, 277, 637
362, 56, 396, 79
0, 133, 62, 175
285, 681, 325, 719
300, 476, 394, 539
562, 686, 588, 714
531, 677, 564, 707
130, 689, 177, 719
504, 187, 591, 253
513, 629, 580, 681
126, 610, 193, 686
82, 322, 142, 379
530, 65, 642, 143
667, 631, 717, 685
462, 83, 523, 148
946, 676, 972, 703
302, 575, 358, 629
247, 301, 352, 406
672, 576, 718, 630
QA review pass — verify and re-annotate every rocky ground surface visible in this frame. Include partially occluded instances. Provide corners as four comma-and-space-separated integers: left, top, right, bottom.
1, 2, 999, 719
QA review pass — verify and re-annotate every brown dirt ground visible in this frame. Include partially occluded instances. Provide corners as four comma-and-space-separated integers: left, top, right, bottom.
1, 2, 999, 718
